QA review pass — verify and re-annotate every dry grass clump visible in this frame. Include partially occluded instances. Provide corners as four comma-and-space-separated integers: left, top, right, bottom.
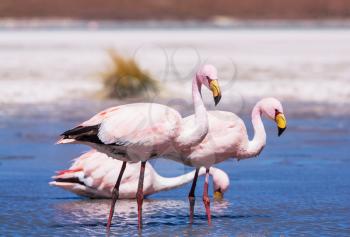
102, 51, 158, 99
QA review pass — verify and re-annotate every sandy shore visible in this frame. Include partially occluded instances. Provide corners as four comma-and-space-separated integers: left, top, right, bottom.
0, 28, 349, 115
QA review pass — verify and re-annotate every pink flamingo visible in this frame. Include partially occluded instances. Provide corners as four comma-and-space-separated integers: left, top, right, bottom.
57, 64, 222, 230
50, 150, 230, 200
167, 97, 287, 224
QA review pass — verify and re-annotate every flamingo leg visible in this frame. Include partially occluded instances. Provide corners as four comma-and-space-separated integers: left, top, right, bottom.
136, 161, 146, 230
203, 168, 211, 225
188, 168, 199, 224
106, 161, 127, 232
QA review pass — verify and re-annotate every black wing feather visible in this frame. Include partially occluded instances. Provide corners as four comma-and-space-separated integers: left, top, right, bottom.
61, 125, 103, 144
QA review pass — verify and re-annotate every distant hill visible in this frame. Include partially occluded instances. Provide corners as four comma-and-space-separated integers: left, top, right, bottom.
1, 0, 350, 20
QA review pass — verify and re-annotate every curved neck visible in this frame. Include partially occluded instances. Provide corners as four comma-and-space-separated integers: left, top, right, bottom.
176, 75, 208, 147
244, 103, 267, 157
153, 168, 207, 192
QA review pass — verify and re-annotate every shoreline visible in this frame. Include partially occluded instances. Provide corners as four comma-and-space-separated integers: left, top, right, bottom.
1, 98, 349, 122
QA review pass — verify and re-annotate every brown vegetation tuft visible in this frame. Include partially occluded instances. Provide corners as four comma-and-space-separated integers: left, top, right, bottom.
101, 51, 158, 99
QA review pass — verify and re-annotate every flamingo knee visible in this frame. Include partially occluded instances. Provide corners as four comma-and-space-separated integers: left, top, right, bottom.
106, 161, 127, 232
188, 168, 199, 224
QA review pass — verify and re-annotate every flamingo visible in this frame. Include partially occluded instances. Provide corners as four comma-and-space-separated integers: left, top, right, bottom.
166, 97, 287, 223
57, 64, 222, 230
50, 150, 230, 200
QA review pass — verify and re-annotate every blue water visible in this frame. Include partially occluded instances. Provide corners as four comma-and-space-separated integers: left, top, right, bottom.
0, 106, 349, 236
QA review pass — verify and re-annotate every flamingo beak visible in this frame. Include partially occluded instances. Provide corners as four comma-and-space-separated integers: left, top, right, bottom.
275, 112, 287, 136
209, 79, 222, 106
213, 190, 223, 200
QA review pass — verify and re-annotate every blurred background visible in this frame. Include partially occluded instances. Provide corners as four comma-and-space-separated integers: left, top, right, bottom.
0, 1, 349, 236
1, 0, 350, 20
0, 0, 350, 114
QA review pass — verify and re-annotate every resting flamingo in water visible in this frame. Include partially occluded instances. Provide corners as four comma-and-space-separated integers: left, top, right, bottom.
50, 150, 230, 199
57, 64, 222, 230
167, 97, 287, 223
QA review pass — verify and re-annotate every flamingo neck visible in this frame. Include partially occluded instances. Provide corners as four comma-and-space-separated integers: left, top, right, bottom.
176, 75, 208, 147
244, 103, 267, 157
192, 75, 208, 137
153, 168, 207, 192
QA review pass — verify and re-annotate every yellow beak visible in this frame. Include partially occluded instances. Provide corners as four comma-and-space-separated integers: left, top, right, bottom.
275, 113, 287, 136
209, 79, 222, 106
213, 191, 223, 200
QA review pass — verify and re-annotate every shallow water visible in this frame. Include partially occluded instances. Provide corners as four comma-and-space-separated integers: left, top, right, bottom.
0, 107, 349, 236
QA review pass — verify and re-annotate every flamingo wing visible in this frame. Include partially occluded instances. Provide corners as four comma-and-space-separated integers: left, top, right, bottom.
50, 151, 118, 198
60, 103, 182, 159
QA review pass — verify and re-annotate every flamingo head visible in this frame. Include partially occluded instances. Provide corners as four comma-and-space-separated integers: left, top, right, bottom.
259, 97, 287, 136
197, 64, 222, 106
210, 167, 230, 200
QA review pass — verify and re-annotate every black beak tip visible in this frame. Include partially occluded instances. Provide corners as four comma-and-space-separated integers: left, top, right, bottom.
278, 127, 286, 136
214, 95, 222, 106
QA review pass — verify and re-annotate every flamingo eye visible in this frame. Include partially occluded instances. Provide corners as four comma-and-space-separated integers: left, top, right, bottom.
206, 76, 211, 83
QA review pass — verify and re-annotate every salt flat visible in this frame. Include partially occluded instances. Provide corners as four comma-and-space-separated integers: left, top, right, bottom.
0, 28, 349, 109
